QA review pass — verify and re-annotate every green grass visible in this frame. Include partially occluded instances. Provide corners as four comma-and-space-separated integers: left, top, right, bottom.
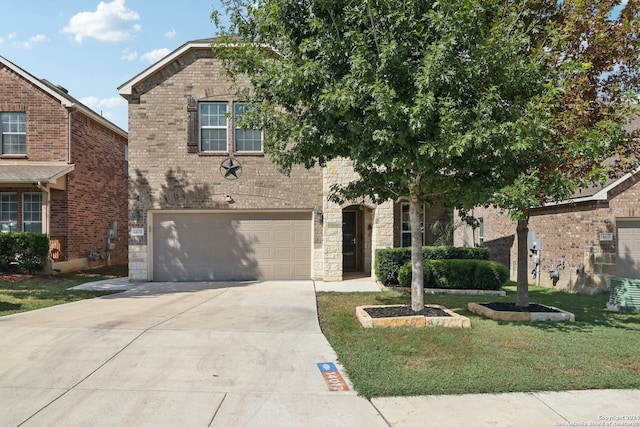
0, 264, 127, 317
316, 284, 640, 398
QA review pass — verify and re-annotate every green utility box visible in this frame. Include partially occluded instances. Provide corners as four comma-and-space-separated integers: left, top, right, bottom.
607, 278, 640, 312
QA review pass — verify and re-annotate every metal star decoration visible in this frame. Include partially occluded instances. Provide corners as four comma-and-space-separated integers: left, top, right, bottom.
220, 157, 242, 179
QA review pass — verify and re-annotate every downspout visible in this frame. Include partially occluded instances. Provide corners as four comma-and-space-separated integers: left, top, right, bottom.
67, 107, 76, 164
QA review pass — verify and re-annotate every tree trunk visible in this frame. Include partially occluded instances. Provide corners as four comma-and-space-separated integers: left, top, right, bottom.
516, 218, 530, 308
409, 195, 425, 312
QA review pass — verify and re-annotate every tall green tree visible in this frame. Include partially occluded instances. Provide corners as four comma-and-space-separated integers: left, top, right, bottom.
489, 0, 640, 306
213, 0, 639, 310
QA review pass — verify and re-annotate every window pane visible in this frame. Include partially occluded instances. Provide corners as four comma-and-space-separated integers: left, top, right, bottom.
1, 113, 27, 155
23, 193, 42, 233
235, 129, 262, 151
200, 103, 227, 152
200, 103, 227, 127
400, 203, 425, 247
0, 193, 18, 232
201, 129, 227, 151
234, 103, 262, 152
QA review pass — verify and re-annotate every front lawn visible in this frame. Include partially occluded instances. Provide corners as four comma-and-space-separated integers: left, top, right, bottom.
316, 284, 640, 398
0, 265, 127, 317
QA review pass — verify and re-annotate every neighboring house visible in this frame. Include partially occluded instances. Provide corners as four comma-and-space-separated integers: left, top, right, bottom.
119, 39, 451, 282
0, 55, 128, 272
455, 114, 640, 294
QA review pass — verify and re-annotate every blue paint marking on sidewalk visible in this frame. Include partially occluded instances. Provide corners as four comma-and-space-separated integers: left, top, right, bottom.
317, 362, 338, 372
317, 362, 350, 391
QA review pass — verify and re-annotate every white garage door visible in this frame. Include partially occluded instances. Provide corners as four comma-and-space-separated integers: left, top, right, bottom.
151, 211, 312, 281
616, 219, 640, 279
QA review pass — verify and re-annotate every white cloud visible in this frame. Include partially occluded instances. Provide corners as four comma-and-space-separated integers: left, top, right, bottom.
80, 96, 126, 110
120, 48, 138, 61
0, 32, 46, 49
165, 28, 176, 39
62, 0, 141, 43
19, 34, 49, 48
140, 48, 170, 63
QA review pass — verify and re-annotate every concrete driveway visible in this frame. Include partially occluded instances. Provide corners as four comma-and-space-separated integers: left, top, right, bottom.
0, 280, 386, 426
2, 279, 639, 426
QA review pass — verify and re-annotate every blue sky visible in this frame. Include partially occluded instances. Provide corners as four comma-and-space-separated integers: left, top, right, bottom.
0, 0, 224, 131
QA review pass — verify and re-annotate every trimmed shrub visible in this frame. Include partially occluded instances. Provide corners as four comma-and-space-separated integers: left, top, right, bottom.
0, 232, 50, 273
397, 259, 509, 290
375, 246, 490, 285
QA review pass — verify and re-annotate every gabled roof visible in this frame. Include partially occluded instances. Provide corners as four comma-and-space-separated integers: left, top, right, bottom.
0, 55, 127, 139
118, 38, 218, 98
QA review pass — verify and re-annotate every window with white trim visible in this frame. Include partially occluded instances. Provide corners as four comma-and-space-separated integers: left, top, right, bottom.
22, 193, 42, 233
0, 193, 18, 233
478, 217, 484, 246
234, 103, 263, 152
1, 112, 26, 155
199, 103, 228, 152
401, 203, 425, 247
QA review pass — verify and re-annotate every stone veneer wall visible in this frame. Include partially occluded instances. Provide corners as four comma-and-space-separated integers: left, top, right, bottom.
322, 158, 394, 281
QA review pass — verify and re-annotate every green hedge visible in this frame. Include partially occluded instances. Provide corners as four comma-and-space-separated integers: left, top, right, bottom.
397, 259, 509, 290
0, 232, 50, 273
375, 246, 490, 285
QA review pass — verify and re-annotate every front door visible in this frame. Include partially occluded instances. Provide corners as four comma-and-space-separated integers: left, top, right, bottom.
343, 211, 357, 271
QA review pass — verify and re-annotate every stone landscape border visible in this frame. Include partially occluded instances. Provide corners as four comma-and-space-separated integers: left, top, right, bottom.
467, 302, 575, 322
356, 304, 472, 328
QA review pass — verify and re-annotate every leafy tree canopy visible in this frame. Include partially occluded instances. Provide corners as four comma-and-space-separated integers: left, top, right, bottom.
213, 0, 640, 308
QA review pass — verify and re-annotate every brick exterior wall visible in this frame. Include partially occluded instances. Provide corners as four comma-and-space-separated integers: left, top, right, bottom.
454, 174, 640, 293
1, 60, 128, 269
125, 48, 324, 280
64, 112, 129, 265
1, 66, 68, 161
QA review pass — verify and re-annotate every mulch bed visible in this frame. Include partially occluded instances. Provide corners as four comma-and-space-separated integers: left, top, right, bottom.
480, 302, 560, 313
0, 273, 32, 283
364, 305, 451, 318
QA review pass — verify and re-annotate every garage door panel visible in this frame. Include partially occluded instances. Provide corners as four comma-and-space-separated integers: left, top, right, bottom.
616, 220, 640, 279
254, 230, 271, 242
152, 211, 311, 281
275, 248, 293, 261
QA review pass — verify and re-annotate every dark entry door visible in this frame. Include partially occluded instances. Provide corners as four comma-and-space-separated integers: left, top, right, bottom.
343, 211, 357, 271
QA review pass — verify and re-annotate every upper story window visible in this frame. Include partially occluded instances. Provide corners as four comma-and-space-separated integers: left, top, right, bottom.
0, 193, 18, 233
1, 112, 27, 155
195, 101, 263, 154
234, 103, 263, 152
200, 103, 228, 152
401, 202, 425, 247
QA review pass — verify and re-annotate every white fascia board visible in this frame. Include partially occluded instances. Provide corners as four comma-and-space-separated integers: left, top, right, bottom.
544, 168, 640, 207
118, 41, 215, 97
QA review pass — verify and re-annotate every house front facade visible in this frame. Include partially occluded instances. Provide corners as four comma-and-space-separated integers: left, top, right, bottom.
1, 56, 128, 272
119, 39, 451, 282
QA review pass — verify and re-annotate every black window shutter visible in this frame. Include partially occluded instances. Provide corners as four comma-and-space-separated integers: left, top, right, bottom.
187, 96, 199, 153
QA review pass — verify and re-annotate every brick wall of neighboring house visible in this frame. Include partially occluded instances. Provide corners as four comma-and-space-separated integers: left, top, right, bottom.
127, 49, 323, 244
0, 65, 69, 161
65, 112, 129, 265
2, 61, 128, 267
454, 174, 640, 293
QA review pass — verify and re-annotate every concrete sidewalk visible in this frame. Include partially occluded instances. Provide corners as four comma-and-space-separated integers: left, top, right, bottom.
0, 279, 637, 426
